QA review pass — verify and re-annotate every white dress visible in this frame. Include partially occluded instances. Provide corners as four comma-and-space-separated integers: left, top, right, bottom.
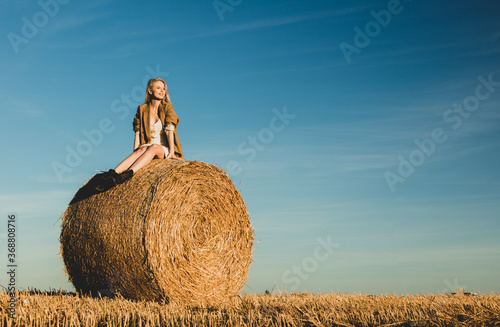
138, 119, 170, 158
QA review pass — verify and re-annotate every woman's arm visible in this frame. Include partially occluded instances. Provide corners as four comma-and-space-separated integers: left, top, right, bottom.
164, 125, 182, 160
162, 102, 182, 159
133, 106, 142, 151
165, 130, 176, 159
134, 132, 140, 151
165, 129, 182, 160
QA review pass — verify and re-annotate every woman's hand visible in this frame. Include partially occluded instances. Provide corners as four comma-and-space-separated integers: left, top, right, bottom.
166, 151, 183, 160
164, 129, 182, 160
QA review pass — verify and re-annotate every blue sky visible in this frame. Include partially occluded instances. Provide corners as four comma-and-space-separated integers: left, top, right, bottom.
1, 0, 499, 295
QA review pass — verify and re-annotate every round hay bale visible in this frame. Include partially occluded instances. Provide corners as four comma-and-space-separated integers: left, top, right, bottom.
60, 160, 254, 304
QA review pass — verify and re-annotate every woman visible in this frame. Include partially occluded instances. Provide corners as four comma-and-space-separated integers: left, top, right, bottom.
102, 78, 183, 187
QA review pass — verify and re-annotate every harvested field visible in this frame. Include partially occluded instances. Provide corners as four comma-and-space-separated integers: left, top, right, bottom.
1, 290, 499, 326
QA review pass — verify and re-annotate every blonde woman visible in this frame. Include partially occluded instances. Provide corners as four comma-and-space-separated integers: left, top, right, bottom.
103, 78, 183, 186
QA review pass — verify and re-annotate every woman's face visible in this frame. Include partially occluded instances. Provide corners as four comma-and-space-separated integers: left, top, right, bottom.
149, 81, 166, 100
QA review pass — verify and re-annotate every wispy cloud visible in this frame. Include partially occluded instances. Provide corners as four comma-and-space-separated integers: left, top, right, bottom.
348, 33, 500, 68
234, 61, 347, 78
31, 173, 90, 184
330, 244, 500, 273
47, 11, 109, 34
2, 99, 44, 118
185, 103, 500, 183
168, 6, 374, 43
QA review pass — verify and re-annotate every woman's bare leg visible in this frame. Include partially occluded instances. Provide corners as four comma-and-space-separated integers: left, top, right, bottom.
114, 147, 147, 173
128, 144, 165, 172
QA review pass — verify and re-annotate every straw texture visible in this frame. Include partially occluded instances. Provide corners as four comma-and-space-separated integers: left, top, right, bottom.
60, 160, 254, 304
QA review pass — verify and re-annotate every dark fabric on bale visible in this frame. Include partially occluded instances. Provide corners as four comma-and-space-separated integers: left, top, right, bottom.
60, 160, 254, 304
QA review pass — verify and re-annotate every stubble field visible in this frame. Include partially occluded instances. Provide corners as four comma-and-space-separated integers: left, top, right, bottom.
1, 290, 499, 327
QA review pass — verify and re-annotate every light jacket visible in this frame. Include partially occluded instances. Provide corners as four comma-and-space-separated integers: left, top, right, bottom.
132, 101, 183, 158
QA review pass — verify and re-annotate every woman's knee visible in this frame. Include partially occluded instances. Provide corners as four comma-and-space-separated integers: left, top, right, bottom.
146, 144, 163, 154
135, 146, 147, 155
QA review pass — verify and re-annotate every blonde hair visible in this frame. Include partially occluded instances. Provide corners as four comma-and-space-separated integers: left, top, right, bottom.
144, 78, 169, 104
